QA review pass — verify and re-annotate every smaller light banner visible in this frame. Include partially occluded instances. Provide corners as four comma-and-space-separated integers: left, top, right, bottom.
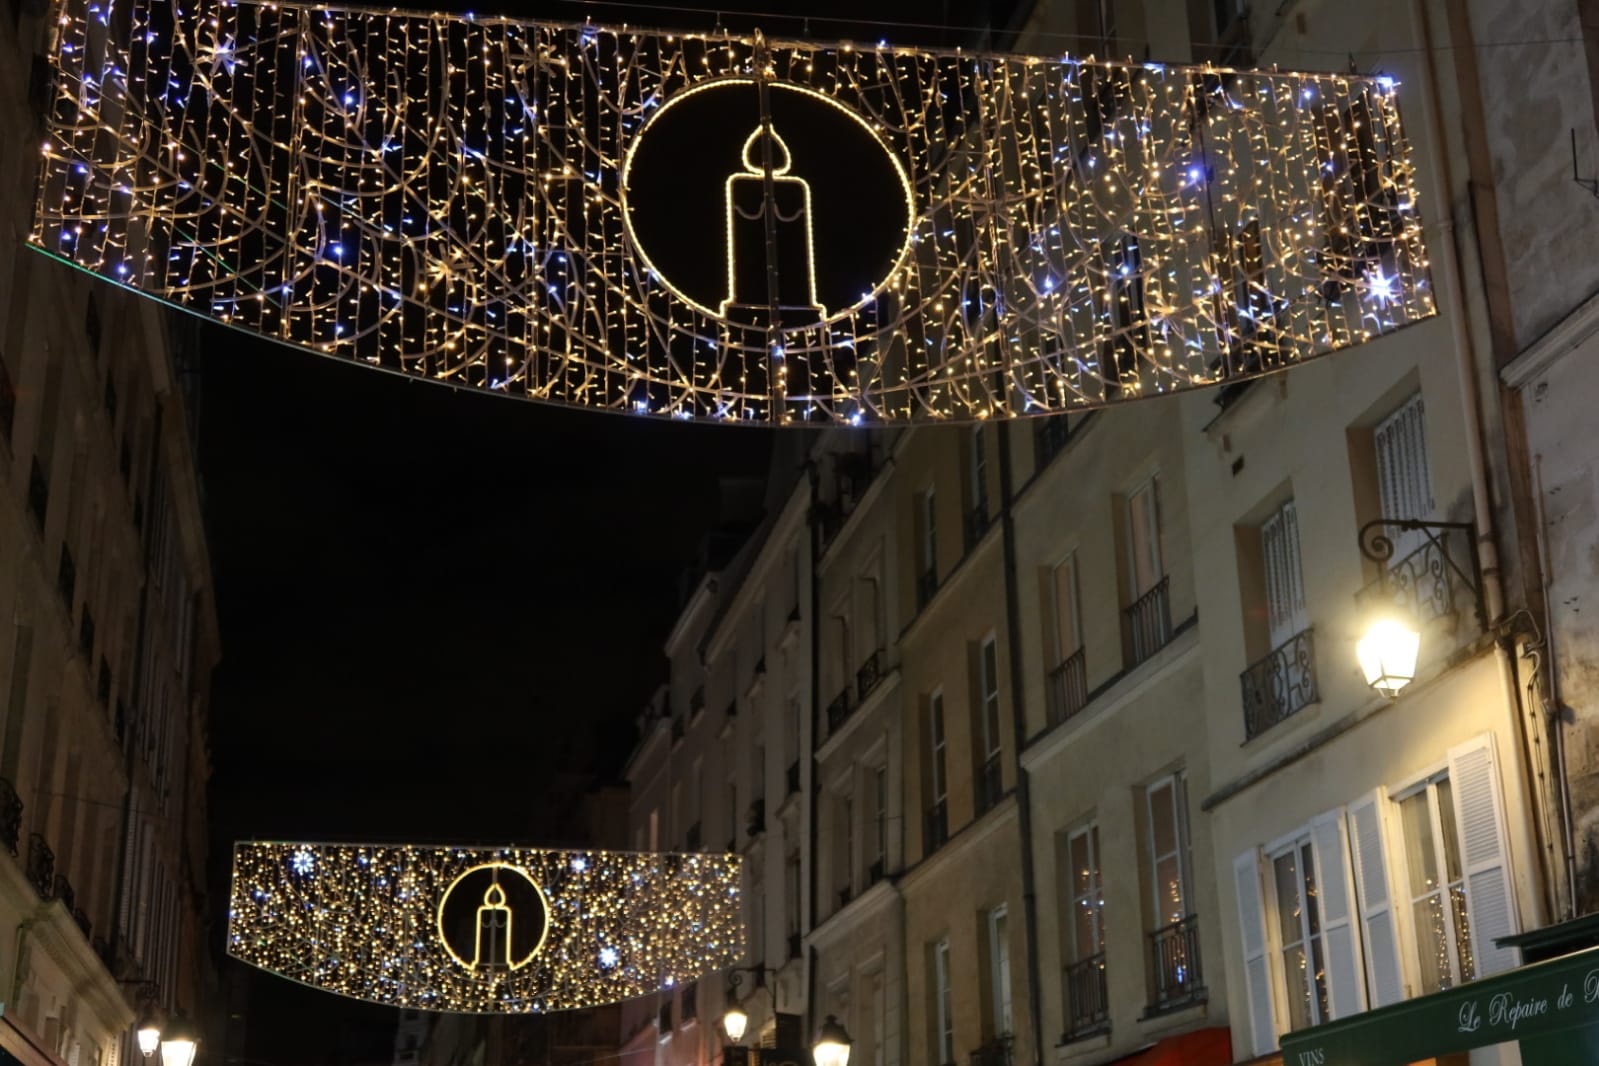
228, 842, 744, 1013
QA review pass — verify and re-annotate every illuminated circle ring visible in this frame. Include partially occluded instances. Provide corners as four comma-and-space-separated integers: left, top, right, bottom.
435, 862, 551, 973
619, 76, 917, 327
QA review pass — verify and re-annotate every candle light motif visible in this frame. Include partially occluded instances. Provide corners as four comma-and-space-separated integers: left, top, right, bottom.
30, 0, 1434, 424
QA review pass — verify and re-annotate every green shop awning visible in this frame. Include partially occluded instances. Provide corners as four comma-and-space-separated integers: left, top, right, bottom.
1279, 946, 1599, 1066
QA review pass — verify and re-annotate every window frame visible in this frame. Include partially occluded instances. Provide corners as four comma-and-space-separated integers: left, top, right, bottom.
987, 904, 1013, 1037
1146, 771, 1193, 930
934, 937, 954, 1065
1066, 821, 1105, 962
1125, 474, 1163, 598
1265, 831, 1331, 1032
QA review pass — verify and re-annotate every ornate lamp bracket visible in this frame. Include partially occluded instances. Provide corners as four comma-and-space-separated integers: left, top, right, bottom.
1357, 518, 1486, 631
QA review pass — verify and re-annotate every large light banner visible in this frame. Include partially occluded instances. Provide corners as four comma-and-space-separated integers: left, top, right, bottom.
228, 842, 744, 1013
32, 0, 1434, 424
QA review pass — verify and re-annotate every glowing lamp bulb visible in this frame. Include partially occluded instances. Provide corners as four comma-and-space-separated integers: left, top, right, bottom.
723, 1005, 748, 1043
137, 1025, 161, 1058
811, 1016, 852, 1066
1358, 617, 1420, 698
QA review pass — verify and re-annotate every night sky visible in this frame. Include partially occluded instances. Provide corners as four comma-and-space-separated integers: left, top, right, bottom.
200, 0, 1022, 1061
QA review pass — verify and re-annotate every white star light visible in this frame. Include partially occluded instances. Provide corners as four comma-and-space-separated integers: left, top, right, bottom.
291, 848, 316, 875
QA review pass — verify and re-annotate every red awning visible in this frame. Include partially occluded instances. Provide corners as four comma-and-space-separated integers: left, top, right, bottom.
1103, 1027, 1234, 1066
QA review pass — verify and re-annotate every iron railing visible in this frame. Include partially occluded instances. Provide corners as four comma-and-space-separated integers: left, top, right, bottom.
1241, 627, 1319, 740
976, 753, 1003, 813
916, 567, 939, 611
856, 649, 885, 702
1148, 914, 1205, 1011
1063, 955, 1110, 1039
747, 798, 766, 836
786, 760, 801, 796
26, 833, 54, 900
924, 799, 948, 853
1045, 648, 1088, 726
964, 504, 992, 551
1356, 522, 1482, 634
0, 777, 22, 854
826, 686, 857, 736
969, 1036, 1012, 1066
1124, 576, 1172, 667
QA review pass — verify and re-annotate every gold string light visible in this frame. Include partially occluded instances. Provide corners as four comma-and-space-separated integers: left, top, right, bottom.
31, 0, 1433, 424
228, 842, 744, 1013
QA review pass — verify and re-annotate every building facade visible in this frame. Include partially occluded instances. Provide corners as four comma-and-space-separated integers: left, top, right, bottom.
0, 5, 220, 1066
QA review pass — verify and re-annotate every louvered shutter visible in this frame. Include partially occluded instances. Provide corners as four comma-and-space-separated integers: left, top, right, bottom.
1234, 849, 1277, 1054
1262, 500, 1306, 647
1447, 735, 1519, 975
1346, 790, 1404, 1007
1310, 810, 1367, 1019
1375, 393, 1434, 559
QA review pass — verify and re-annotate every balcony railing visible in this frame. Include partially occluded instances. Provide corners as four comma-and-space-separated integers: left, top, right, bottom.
969, 1036, 1012, 1066
826, 686, 857, 736
924, 799, 948, 853
1124, 576, 1172, 667
747, 798, 766, 836
1063, 955, 1110, 1040
1149, 914, 1205, 1012
26, 833, 54, 900
916, 566, 938, 611
1045, 648, 1088, 726
786, 760, 801, 796
0, 777, 22, 855
1356, 523, 1480, 634
976, 752, 1003, 813
856, 649, 885, 702
964, 504, 992, 551
1241, 627, 1319, 740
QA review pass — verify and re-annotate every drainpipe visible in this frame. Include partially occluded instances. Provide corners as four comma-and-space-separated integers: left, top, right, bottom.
995, 424, 1043, 1066
1531, 455, 1580, 916
1411, 0, 1559, 926
805, 453, 821, 1042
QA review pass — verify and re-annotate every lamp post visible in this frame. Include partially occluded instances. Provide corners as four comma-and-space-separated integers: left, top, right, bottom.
1356, 518, 1485, 698
159, 1012, 199, 1066
721, 965, 778, 1049
811, 1016, 852, 1066
135, 1003, 162, 1058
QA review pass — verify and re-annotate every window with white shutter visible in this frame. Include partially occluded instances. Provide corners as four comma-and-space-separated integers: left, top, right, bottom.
1309, 811, 1367, 1019
1374, 392, 1434, 559
1346, 790, 1405, 1007
1261, 499, 1306, 648
1234, 850, 1278, 1055
1446, 735, 1519, 976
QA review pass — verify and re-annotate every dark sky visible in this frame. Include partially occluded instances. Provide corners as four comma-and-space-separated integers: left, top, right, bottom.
199, 0, 1023, 1061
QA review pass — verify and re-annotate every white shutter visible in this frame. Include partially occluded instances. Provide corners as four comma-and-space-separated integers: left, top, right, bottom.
1234, 849, 1277, 1055
1375, 393, 1434, 558
1346, 790, 1404, 1007
1262, 500, 1306, 646
1447, 735, 1519, 975
1309, 810, 1367, 1019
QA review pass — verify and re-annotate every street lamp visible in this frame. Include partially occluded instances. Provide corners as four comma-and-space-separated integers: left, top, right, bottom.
135, 1003, 162, 1058
1356, 518, 1485, 699
722, 1005, 749, 1044
159, 1012, 198, 1066
811, 1016, 852, 1066
721, 964, 776, 1048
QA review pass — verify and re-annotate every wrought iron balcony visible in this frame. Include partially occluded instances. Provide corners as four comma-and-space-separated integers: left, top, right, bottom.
916, 566, 939, 611
786, 760, 801, 796
976, 752, 1003, 813
1034, 414, 1071, 467
1062, 955, 1110, 1040
1045, 648, 1088, 726
26, 833, 54, 900
1241, 627, 1319, 740
1356, 521, 1484, 634
0, 777, 22, 855
969, 1036, 1012, 1066
746, 798, 766, 836
856, 649, 885, 702
826, 686, 857, 736
1148, 914, 1205, 1012
964, 504, 992, 551
924, 799, 948, 853
1124, 575, 1172, 667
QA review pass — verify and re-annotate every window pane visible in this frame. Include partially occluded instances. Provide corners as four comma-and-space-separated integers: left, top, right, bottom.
1308, 926, 1331, 1024
1070, 833, 1091, 897
1400, 791, 1440, 896
1300, 843, 1322, 937
1450, 884, 1475, 982
1150, 781, 1176, 858
1155, 854, 1183, 926
1274, 852, 1302, 946
1053, 559, 1079, 657
1413, 893, 1449, 994
1281, 943, 1312, 1031
1436, 778, 1463, 883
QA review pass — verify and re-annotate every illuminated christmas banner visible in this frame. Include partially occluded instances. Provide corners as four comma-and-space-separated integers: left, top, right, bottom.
227, 842, 743, 1013
32, 0, 1434, 424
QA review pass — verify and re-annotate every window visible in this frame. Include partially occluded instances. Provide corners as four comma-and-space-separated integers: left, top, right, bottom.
1147, 773, 1192, 928
1270, 836, 1330, 1031
1049, 554, 1082, 663
727, 779, 739, 849
920, 490, 938, 575
1261, 500, 1306, 648
1068, 824, 1104, 960
1126, 477, 1162, 597
842, 793, 855, 895
977, 637, 1003, 810
988, 906, 1012, 1036
785, 851, 802, 936
933, 938, 954, 1064
970, 426, 989, 517
871, 765, 888, 875
1107, 235, 1146, 391
1374, 392, 1433, 559
926, 691, 948, 850
1397, 776, 1472, 993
